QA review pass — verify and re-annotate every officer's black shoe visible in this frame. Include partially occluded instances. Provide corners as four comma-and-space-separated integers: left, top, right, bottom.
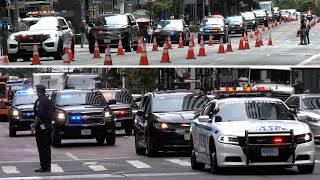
35, 168, 51, 172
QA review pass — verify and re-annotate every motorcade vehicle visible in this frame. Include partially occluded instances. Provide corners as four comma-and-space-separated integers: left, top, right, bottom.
253, 9, 269, 27
199, 15, 229, 43
227, 16, 247, 36
241, 12, 257, 30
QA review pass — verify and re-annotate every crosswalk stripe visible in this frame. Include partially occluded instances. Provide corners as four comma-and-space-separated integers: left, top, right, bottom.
1, 166, 20, 174
88, 165, 107, 172
51, 164, 64, 173
165, 159, 191, 167
126, 160, 151, 169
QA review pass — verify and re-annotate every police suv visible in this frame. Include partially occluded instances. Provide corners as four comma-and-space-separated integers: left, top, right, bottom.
190, 87, 315, 174
7, 12, 74, 62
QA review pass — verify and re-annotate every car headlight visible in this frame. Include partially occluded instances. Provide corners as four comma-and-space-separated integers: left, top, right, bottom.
56, 111, 67, 122
295, 133, 312, 144
9, 35, 16, 40
153, 122, 169, 129
218, 135, 239, 145
199, 27, 204, 32
11, 109, 20, 117
268, 14, 272, 17
220, 27, 224, 31
252, 20, 255, 23
104, 111, 113, 118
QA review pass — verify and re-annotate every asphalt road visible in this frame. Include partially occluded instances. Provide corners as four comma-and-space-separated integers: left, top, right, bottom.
0, 122, 320, 180
4, 20, 320, 67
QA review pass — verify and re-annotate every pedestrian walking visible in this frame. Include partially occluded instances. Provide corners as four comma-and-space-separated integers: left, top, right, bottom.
31, 85, 54, 172
80, 20, 87, 48
299, 15, 307, 45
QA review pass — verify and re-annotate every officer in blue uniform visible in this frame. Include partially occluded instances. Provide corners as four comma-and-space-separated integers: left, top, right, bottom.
31, 85, 53, 172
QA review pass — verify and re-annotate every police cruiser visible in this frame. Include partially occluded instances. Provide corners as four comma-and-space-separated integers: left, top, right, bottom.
190, 87, 315, 174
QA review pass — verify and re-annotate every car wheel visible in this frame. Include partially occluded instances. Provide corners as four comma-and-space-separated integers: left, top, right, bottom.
146, 131, 157, 156
298, 163, 315, 174
125, 38, 133, 52
52, 134, 61, 147
8, 55, 17, 62
96, 136, 105, 145
210, 140, 221, 174
9, 122, 16, 137
125, 128, 132, 135
135, 132, 146, 155
54, 41, 63, 60
106, 132, 116, 146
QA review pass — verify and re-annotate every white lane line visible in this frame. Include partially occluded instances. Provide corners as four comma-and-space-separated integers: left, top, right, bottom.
1, 166, 20, 174
88, 165, 107, 172
297, 52, 320, 66
51, 164, 64, 173
215, 58, 224, 61
165, 159, 191, 167
65, 152, 79, 160
126, 160, 151, 169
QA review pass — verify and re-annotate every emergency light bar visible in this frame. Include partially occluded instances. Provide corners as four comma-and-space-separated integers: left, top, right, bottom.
26, 11, 58, 17
15, 88, 34, 95
214, 86, 274, 99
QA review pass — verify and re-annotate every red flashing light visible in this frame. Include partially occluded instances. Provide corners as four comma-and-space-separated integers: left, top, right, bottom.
257, 87, 265, 91
20, 34, 28, 40
273, 137, 283, 144
219, 87, 227, 92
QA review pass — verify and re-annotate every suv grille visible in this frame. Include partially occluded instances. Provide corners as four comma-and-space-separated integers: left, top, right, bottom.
21, 111, 34, 120
68, 112, 104, 125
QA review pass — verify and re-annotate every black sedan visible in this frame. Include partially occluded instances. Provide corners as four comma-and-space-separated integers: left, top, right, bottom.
134, 90, 209, 156
153, 19, 190, 47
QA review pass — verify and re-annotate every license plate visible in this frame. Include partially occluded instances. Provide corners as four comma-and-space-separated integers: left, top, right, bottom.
116, 122, 121, 127
261, 147, 279, 156
184, 133, 190, 140
104, 39, 111, 43
231, 31, 236, 33
20, 46, 34, 51
81, 129, 91, 136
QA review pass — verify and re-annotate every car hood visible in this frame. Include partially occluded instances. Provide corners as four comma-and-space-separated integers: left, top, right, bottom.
109, 103, 131, 110
253, 83, 294, 94
215, 120, 309, 136
11, 30, 57, 36
153, 111, 196, 123
14, 104, 34, 111
59, 105, 104, 113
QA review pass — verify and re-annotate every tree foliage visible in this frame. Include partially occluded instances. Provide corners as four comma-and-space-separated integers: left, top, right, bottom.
124, 69, 158, 94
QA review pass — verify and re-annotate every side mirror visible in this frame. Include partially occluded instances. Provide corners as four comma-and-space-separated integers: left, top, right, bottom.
134, 97, 142, 102
289, 108, 297, 115
131, 21, 137, 26
136, 110, 145, 117
198, 115, 209, 123
61, 25, 69, 30
107, 99, 116, 105
215, 116, 222, 122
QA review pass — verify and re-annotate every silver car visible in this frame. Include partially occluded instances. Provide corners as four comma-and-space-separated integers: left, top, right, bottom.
285, 94, 320, 140
7, 16, 74, 62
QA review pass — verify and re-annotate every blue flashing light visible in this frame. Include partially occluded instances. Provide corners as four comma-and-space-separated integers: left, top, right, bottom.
71, 116, 81, 121
169, 32, 175, 35
204, 29, 211, 33
16, 88, 33, 95
27, 113, 32, 116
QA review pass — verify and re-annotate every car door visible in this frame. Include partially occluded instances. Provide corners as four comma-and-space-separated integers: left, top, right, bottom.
135, 95, 150, 146
128, 15, 139, 44
286, 96, 305, 121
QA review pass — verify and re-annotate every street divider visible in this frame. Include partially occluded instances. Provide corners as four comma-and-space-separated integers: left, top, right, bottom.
186, 38, 196, 59
226, 36, 233, 52
217, 36, 225, 54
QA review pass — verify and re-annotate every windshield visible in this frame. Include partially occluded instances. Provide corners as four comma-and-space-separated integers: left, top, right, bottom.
250, 69, 290, 84
302, 97, 320, 109
29, 17, 58, 31
201, 18, 224, 25
96, 15, 128, 26
152, 94, 209, 113
101, 90, 133, 104
56, 92, 106, 106
228, 16, 242, 23
66, 75, 101, 89
0, 84, 6, 98
157, 20, 183, 31
13, 94, 38, 106
242, 13, 255, 20
260, 3, 272, 12
216, 100, 294, 121
254, 11, 266, 16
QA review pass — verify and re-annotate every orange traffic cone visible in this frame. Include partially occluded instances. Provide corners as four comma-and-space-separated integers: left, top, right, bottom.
161, 40, 171, 63
268, 34, 273, 46
139, 40, 149, 65
208, 34, 213, 46
104, 44, 113, 65
226, 36, 233, 52
238, 36, 244, 50
250, 31, 254, 39
186, 38, 196, 59
244, 33, 248, 41
32, 44, 41, 65
217, 36, 225, 54
244, 38, 250, 49
2, 55, 9, 65
64, 41, 73, 62
198, 33, 206, 56
136, 36, 142, 53
259, 35, 264, 46
93, 40, 101, 58
117, 39, 125, 55
178, 33, 184, 48
167, 36, 172, 49
255, 36, 260, 47
152, 37, 159, 51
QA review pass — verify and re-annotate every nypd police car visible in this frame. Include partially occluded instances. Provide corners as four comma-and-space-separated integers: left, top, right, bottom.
190, 88, 315, 174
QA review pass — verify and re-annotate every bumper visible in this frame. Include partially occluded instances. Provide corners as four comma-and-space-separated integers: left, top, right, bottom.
155, 34, 180, 44
7, 38, 59, 57
53, 122, 115, 139
228, 28, 244, 34
10, 118, 33, 131
114, 118, 134, 130
150, 128, 190, 151
215, 141, 315, 167
198, 32, 225, 41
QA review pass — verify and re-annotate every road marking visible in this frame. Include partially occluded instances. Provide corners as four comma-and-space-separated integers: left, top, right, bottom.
297, 52, 320, 66
126, 160, 151, 168
215, 58, 224, 61
165, 159, 191, 166
65, 152, 79, 160
88, 165, 107, 172
1, 166, 20, 174
51, 164, 64, 173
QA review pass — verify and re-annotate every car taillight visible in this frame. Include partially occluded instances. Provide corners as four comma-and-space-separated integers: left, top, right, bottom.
273, 137, 283, 144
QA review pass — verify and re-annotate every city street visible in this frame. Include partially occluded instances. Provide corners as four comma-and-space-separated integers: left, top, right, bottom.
5, 20, 320, 67
0, 122, 319, 180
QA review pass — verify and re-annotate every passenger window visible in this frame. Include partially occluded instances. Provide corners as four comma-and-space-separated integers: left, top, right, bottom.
285, 97, 295, 106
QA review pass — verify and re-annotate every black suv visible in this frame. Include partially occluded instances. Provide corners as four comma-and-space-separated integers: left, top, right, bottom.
8, 90, 38, 137
50, 90, 115, 146
254, 9, 269, 27
241, 12, 258, 31
198, 15, 229, 43
134, 90, 209, 156
227, 16, 247, 36
100, 89, 138, 135
153, 19, 190, 47
88, 13, 139, 53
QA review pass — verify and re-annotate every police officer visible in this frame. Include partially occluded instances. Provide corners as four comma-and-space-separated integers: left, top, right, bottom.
31, 85, 53, 172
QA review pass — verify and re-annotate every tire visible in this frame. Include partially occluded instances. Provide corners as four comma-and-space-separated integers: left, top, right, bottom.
135, 132, 146, 155
145, 130, 157, 156
125, 128, 132, 136
209, 140, 221, 174
8, 55, 17, 62
298, 163, 314, 174
124, 38, 133, 52
53, 41, 63, 60
106, 132, 116, 146
52, 134, 61, 147
9, 122, 16, 137
96, 136, 105, 145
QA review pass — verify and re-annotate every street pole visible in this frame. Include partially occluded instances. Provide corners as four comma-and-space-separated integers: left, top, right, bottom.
81, 0, 85, 21
14, 0, 18, 27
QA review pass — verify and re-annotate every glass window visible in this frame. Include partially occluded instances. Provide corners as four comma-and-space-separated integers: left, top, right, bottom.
96, 15, 128, 26
157, 20, 183, 31
56, 91, 106, 107
101, 90, 133, 104
302, 97, 320, 109
241, 13, 255, 20
13, 94, 38, 106
228, 16, 243, 23
29, 17, 58, 31
201, 18, 224, 25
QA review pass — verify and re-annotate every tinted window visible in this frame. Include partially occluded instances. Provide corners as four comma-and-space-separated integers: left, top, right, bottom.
242, 13, 255, 20
56, 92, 106, 107
250, 69, 290, 84
228, 16, 243, 23
66, 75, 101, 89
302, 97, 320, 109
216, 100, 294, 121
13, 94, 38, 106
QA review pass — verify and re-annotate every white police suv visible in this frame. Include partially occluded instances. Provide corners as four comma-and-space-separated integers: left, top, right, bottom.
190, 88, 315, 174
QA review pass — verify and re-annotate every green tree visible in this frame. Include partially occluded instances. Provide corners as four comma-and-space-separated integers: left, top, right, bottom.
124, 69, 158, 94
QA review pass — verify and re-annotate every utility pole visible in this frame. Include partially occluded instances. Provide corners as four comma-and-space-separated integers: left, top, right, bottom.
14, 0, 19, 27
